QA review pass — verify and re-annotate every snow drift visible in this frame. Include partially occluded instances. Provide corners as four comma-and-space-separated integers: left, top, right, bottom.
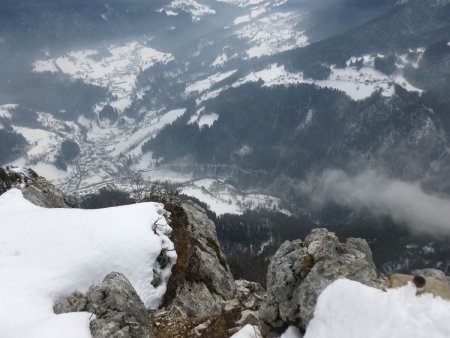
0, 189, 175, 338
305, 279, 450, 338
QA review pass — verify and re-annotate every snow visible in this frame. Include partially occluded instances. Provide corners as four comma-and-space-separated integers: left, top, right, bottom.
234, 14, 252, 25
231, 324, 301, 338
110, 108, 186, 156
233, 6, 266, 25
217, 0, 264, 7
189, 106, 206, 124
185, 70, 237, 96
0, 104, 17, 119
28, 163, 68, 181
281, 326, 302, 338
0, 189, 175, 338
33, 60, 59, 73
212, 52, 232, 67
197, 113, 219, 128
12, 126, 61, 158
33, 41, 173, 112
235, 11, 309, 58
161, 0, 216, 21
231, 324, 261, 338
304, 279, 450, 338
233, 63, 422, 101
180, 178, 290, 216
188, 107, 219, 128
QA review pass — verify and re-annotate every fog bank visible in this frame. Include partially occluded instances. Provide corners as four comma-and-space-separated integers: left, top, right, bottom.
299, 169, 450, 234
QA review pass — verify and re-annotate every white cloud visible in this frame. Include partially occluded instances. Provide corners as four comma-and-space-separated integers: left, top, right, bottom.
299, 169, 450, 234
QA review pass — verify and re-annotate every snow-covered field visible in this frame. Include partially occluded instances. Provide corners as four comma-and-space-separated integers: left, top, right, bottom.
232, 62, 422, 101
0, 189, 175, 338
234, 11, 308, 58
159, 0, 216, 21
180, 178, 290, 216
33, 41, 173, 111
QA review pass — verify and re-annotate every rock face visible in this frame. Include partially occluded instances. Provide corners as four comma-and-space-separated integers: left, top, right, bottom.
148, 198, 245, 338
162, 199, 236, 317
54, 272, 151, 338
21, 175, 76, 208
259, 228, 378, 335
0, 166, 76, 208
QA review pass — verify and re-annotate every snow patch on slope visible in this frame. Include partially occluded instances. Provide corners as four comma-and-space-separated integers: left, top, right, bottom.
12, 126, 61, 159
185, 70, 237, 95
0, 189, 175, 338
198, 113, 219, 128
233, 63, 422, 101
235, 11, 308, 58
0, 104, 17, 119
233, 6, 266, 25
160, 0, 216, 21
217, 0, 264, 7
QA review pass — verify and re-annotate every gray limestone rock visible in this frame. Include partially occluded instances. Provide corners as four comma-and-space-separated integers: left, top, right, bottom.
259, 228, 378, 334
21, 176, 76, 208
54, 272, 151, 338
162, 199, 236, 317
86, 272, 150, 338
181, 201, 236, 301
54, 291, 88, 314
171, 281, 223, 317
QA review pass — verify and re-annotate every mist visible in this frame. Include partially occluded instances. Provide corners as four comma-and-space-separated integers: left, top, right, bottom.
298, 169, 450, 235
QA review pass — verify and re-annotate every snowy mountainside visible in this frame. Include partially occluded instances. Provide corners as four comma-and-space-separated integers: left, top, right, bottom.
2, 0, 450, 217
145, 0, 450, 212
1, 0, 314, 214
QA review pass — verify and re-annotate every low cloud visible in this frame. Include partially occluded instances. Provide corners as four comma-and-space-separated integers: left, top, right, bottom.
298, 169, 450, 235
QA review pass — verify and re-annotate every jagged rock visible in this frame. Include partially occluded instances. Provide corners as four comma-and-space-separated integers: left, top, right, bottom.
54, 272, 151, 338
0, 166, 76, 208
162, 199, 236, 317
149, 198, 244, 338
0, 167, 37, 195
180, 201, 236, 300
86, 272, 150, 338
259, 228, 378, 335
54, 291, 87, 314
234, 280, 266, 311
21, 176, 76, 208
172, 281, 223, 316
225, 279, 266, 334
236, 310, 259, 327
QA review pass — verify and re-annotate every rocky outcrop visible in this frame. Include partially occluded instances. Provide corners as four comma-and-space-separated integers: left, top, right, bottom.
0, 166, 37, 195
149, 278, 266, 338
259, 228, 379, 335
389, 269, 450, 300
226, 279, 266, 335
0, 166, 76, 208
161, 199, 236, 317
54, 272, 151, 338
149, 198, 253, 338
